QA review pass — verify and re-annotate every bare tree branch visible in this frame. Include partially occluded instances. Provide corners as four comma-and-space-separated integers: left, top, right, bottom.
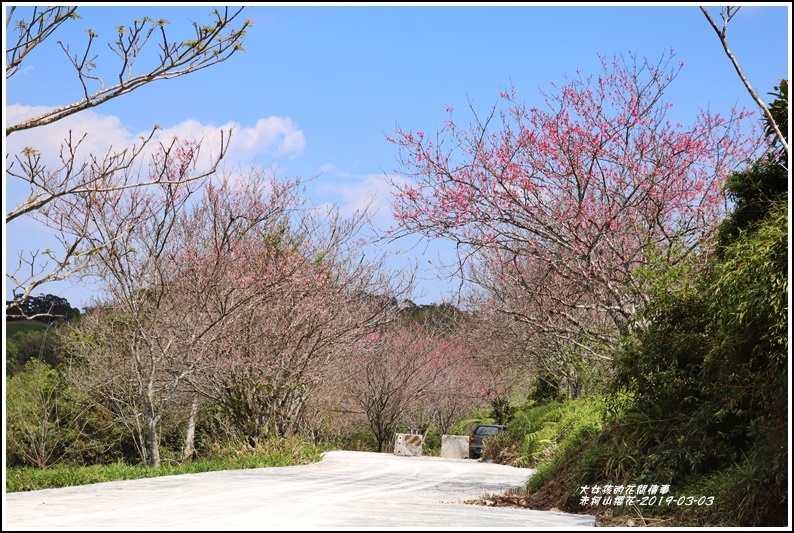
6, 7, 250, 135
5, 6, 80, 78
5, 6, 250, 316
700, 6, 789, 157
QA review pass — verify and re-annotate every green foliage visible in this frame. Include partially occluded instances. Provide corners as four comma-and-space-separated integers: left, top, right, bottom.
718, 158, 788, 248
572, 83, 789, 525
519, 398, 607, 496
6, 437, 325, 492
528, 372, 565, 405
201, 435, 326, 464
488, 397, 516, 425
6, 359, 117, 469
709, 200, 788, 361
5, 324, 63, 375
6, 319, 49, 335
448, 412, 493, 437
688, 441, 789, 526
591, 220, 787, 520
6, 321, 46, 374
763, 79, 788, 150
526, 452, 565, 493
421, 431, 442, 456
608, 290, 712, 473
718, 78, 787, 249
490, 396, 606, 470
336, 427, 379, 452
6, 293, 81, 322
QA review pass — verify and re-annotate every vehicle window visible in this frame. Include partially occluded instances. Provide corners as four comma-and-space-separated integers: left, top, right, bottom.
475, 426, 502, 436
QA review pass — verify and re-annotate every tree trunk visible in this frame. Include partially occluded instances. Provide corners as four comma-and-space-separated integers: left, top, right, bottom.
148, 419, 161, 467
182, 395, 198, 461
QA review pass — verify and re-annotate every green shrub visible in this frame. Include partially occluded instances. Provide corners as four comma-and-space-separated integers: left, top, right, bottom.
5, 323, 61, 376
528, 372, 564, 405
6, 359, 89, 468
503, 397, 604, 470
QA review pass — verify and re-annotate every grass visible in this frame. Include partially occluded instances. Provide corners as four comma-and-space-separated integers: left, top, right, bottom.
6, 437, 329, 493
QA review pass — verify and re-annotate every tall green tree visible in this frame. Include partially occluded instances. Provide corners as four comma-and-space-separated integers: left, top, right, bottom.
718, 80, 788, 247
6, 293, 81, 323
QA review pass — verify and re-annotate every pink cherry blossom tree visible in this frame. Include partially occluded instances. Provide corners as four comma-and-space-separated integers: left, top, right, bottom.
342, 324, 487, 452
187, 198, 405, 443
64, 160, 408, 464
414, 333, 488, 435
388, 50, 760, 354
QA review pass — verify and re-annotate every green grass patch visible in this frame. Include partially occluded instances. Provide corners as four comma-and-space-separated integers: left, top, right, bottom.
6, 437, 328, 493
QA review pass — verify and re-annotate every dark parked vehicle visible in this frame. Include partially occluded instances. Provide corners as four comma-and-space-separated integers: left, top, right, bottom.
468, 424, 507, 459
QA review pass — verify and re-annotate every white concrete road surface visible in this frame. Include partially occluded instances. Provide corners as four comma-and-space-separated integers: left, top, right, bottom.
4, 450, 596, 530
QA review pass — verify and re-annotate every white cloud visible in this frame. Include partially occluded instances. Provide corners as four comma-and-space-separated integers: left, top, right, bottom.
4, 104, 306, 176
313, 168, 408, 231
6, 104, 133, 165
161, 116, 306, 166
4, 105, 308, 307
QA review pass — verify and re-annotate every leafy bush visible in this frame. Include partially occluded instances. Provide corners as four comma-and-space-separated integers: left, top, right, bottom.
528, 372, 564, 405
5, 323, 62, 375
7, 360, 85, 468
6, 358, 125, 469
504, 397, 604, 470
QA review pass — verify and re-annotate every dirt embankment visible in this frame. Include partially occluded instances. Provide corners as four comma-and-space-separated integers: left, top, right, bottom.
464, 453, 687, 527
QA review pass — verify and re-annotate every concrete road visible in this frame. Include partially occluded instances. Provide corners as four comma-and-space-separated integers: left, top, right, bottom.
4, 450, 595, 530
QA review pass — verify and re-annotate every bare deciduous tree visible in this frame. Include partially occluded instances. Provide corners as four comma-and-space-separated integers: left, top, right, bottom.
5, 6, 250, 316
6, 7, 249, 133
61, 145, 218, 467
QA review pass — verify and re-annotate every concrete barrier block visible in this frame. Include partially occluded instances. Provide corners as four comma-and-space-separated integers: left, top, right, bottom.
393, 433, 423, 456
441, 435, 469, 459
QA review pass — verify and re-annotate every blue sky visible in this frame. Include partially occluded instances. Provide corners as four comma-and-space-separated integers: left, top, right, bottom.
3, 3, 791, 310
